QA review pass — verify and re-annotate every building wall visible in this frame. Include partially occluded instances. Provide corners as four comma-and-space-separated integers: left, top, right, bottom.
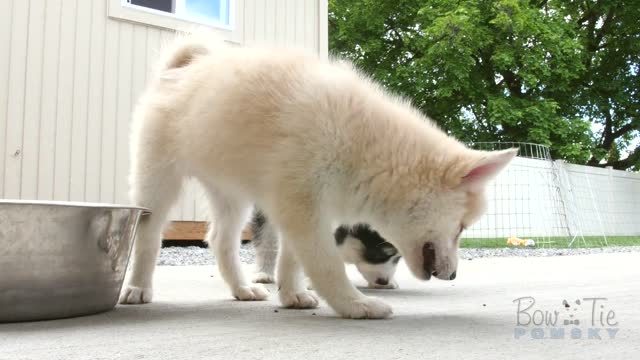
0, 0, 326, 220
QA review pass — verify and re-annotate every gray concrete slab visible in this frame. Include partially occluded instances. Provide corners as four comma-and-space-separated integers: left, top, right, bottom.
2, 252, 638, 360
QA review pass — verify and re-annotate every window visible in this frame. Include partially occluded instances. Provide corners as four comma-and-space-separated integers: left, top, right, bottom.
109, 0, 238, 36
129, 0, 173, 13
125, 0, 232, 28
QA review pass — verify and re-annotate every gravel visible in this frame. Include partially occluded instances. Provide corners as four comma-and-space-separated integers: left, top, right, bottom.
157, 245, 255, 266
157, 244, 640, 266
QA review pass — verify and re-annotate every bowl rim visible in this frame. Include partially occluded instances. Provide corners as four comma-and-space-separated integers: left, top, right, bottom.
0, 199, 151, 214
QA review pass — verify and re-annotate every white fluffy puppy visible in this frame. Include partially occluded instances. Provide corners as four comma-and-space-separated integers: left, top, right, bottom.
120, 32, 517, 319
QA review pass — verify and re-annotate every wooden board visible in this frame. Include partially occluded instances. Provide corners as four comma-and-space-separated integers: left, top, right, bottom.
163, 221, 254, 241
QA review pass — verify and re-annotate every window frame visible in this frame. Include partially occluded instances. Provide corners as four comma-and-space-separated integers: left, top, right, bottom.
108, 0, 239, 38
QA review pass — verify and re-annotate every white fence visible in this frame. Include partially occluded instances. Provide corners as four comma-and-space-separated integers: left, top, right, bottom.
464, 157, 640, 243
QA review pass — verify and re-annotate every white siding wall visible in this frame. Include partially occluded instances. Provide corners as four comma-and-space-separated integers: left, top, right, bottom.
0, 0, 325, 221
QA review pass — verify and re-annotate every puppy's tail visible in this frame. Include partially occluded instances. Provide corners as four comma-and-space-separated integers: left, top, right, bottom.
158, 29, 224, 71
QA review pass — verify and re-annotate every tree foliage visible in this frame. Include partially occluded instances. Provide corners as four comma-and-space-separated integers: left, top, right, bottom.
329, 0, 639, 170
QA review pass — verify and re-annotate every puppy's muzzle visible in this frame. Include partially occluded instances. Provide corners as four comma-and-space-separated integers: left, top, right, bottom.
422, 242, 436, 280
422, 242, 457, 281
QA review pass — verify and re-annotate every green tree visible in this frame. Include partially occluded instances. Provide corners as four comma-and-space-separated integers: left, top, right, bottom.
329, 0, 639, 170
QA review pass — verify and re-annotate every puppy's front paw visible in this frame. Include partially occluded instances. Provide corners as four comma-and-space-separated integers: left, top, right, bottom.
233, 284, 269, 301
368, 279, 399, 289
252, 271, 275, 284
279, 290, 319, 309
339, 296, 393, 319
119, 285, 153, 304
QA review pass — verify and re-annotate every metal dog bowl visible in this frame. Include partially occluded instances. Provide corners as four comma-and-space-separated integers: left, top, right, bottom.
0, 200, 149, 322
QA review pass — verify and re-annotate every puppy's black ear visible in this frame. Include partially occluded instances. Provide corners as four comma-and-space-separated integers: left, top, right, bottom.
334, 225, 349, 245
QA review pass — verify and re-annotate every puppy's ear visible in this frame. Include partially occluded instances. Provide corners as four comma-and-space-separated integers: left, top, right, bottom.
381, 245, 398, 256
456, 148, 518, 192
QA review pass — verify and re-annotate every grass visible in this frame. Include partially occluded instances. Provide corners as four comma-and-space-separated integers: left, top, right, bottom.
460, 236, 640, 249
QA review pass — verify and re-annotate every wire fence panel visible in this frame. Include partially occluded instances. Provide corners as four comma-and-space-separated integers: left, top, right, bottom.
465, 142, 640, 247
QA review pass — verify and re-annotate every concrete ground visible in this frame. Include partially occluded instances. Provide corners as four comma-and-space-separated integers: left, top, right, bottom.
2, 252, 638, 360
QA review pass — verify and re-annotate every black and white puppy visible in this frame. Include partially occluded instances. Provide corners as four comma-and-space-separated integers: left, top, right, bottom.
250, 209, 401, 289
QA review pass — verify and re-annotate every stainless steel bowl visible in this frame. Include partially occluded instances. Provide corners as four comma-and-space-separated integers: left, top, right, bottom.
0, 200, 149, 322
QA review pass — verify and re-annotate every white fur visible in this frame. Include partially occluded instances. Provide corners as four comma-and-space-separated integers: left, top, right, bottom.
120, 32, 517, 319
251, 216, 279, 284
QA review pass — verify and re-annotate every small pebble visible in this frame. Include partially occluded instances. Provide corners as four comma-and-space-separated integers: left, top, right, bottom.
312, 312, 317, 316
482, 304, 486, 307
274, 309, 279, 313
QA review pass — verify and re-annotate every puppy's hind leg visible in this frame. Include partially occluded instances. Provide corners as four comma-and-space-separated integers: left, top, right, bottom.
120, 165, 182, 304
250, 209, 279, 284
203, 185, 268, 301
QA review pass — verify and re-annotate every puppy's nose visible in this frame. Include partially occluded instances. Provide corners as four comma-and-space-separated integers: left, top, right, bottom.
375, 278, 388, 286
449, 271, 457, 280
